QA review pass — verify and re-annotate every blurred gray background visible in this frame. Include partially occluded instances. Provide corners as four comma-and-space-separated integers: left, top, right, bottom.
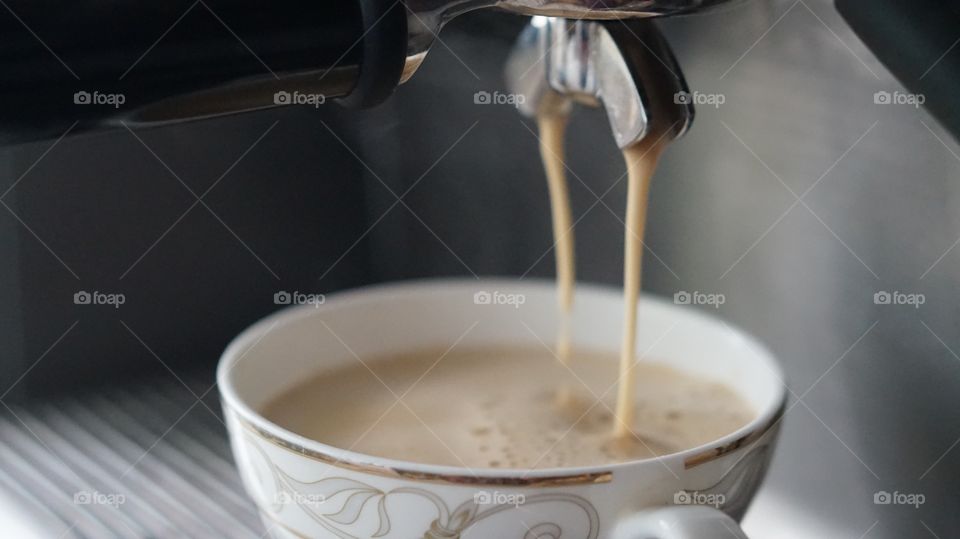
1, 0, 958, 536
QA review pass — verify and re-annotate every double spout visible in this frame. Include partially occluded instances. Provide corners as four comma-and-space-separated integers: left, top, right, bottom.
505, 16, 694, 148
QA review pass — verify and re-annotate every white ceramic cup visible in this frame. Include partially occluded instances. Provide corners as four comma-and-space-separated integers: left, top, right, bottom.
218, 278, 786, 538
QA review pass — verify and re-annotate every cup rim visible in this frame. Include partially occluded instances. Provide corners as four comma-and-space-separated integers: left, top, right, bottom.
218, 277, 786, 485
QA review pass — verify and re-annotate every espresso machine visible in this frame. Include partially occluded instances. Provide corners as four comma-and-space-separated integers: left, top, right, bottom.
1, 0, 959, 537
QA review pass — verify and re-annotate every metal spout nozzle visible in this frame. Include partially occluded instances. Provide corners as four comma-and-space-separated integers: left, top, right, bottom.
506, 16, 694, 148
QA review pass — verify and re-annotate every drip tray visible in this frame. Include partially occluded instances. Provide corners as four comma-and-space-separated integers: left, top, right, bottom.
0, 379, 265, 538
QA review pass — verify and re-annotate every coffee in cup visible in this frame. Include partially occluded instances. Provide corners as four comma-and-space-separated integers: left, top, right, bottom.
263, 346, 754, 469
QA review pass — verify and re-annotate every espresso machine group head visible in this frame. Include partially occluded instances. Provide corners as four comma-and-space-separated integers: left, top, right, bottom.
0, 0, 731, 145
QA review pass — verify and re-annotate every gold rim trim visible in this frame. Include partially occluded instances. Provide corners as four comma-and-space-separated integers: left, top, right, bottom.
237, 397, 785, 484
239, 417, 614, 487
683, 400, 786, 469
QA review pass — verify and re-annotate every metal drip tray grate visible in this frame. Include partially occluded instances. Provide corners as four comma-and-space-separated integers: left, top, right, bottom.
0, 380, 265, 538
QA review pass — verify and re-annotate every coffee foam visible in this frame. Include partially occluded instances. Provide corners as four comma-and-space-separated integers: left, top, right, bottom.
263, 347, 754, 469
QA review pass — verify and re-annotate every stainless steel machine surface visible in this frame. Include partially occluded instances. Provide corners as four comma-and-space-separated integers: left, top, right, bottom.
649, 3, 960, 536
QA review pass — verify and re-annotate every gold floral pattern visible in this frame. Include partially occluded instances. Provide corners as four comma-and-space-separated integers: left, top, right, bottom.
242, 429, 600, 539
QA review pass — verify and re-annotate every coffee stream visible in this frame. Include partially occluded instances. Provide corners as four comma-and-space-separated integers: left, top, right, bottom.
614, 140, 665, 438
537, 112, 576, 370
536, 115, 665, 439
